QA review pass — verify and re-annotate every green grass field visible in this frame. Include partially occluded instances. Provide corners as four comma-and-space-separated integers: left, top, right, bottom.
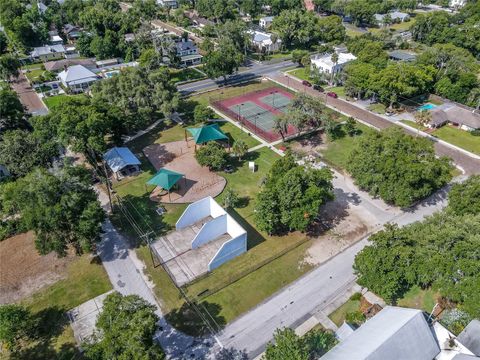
328, 86, 346, 98
18, 255, 112, 359
25, 69, 45, 83
367, 103, 386, 114
43, 94, 87, 110
170, 68, 205, 83
320, 123, 375, 170
289, 67, 311, 81
397, 286, 438, 313
328, 298, 361, 327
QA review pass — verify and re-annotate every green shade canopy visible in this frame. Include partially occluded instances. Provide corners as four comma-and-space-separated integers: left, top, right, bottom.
187, 123, 228, 144
147, 168, 184, 191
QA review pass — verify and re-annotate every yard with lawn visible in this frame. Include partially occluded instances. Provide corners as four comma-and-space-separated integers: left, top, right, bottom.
288, 67, 311, 81
250, 50, 294, 62
319, 123, 375, 170
397, 286, 438, 313
170, 67, 205, 83
400, 121, 480, 155
25, 68, 46, 83
43, 94, 88, 110
367, 103, 386, 115
18, 255, 112, 359
328, 86, 346, 98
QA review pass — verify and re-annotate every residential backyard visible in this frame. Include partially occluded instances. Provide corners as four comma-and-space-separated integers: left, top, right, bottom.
43, 94, 87, 110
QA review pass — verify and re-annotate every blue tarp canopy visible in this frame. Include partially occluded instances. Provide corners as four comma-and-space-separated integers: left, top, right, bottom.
187, 123, 228, 144
103, 147, 140, 173
147, 168, 184, 191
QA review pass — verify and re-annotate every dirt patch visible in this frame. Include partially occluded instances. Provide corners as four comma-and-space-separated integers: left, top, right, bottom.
289, 132, 327, 155
305, 204, 374, 266
143, 140, 226, 203
0, 232, 73, 304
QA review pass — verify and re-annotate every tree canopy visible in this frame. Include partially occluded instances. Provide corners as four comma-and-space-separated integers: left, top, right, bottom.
0, 166, 105, 256
195, 142, 228, 170
0, 89, 29, 132
83, 292, 164, 360
346, 127, 453, 207
447, 176, 480, 217
255, 153, 334, 234
0, 305, 32, 351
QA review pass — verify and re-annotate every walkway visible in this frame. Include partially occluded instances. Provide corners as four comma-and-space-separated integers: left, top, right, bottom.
10, 73, 48, 115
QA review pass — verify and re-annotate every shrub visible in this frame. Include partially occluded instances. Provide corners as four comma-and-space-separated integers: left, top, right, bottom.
195, 142, 228, 170
349, 292, 362, 301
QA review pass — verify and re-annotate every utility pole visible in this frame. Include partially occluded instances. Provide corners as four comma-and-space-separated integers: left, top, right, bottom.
101, 159, 114, 214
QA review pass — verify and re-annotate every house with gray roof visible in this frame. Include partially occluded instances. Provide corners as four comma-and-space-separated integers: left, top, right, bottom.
458, 320, 480, 357
173, 38, 202, 67
375, 11, 410, 25
30, 44, 66, 61
57, 65, 99, 93
429, 103, 480, 131
388, 50, 417, 62
250, 30, 281, 53
104, 147, 141, 180
259, 16, 274, 28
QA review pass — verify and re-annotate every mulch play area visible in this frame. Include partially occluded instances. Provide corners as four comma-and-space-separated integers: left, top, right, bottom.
143, 140, 226, 204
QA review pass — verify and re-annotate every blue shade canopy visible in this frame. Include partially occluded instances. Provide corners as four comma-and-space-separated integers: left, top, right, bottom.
103, 147, 140, 173
187, 123, 228, 144
147, 168, 184, 190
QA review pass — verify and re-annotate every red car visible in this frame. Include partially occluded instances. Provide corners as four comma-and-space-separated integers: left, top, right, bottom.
327, 92, 338, 98
302, 80, 312, 87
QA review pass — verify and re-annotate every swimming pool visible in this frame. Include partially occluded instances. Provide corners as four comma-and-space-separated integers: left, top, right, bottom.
418, 103, 436, 111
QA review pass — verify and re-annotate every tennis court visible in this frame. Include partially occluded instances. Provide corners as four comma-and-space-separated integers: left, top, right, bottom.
211, 86, 296, 142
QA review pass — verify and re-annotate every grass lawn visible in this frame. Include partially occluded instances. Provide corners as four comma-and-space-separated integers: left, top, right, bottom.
433, 125, 480, 155
397, 286, 438, 313
400, 121, 480, 155
367, 103, 386, 115
170, 67, 205, 83
218, 121, 260, 149
320, 123, 375, 170
22, 63, 43, 70
368, 19, 415, 35
18, 255, 112, 359
25, 68, 45, 83
328, 298, 361, 327
328, 86, 346, 98
250, 50, 294, 62
43, 94, 87, 110
289, 67, 311, 81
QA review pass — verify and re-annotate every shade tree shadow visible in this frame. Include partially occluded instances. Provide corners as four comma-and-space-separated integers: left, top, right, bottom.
165, 301, 226, 337
227, 207, 266, 250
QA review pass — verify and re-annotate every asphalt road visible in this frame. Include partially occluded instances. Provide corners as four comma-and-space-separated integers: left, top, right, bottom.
214, 172, 451, 359
177, 60, 294, 95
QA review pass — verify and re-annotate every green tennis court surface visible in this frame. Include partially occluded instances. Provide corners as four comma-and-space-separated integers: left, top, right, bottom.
228, 101, 277, 132
259, 93, 291, 113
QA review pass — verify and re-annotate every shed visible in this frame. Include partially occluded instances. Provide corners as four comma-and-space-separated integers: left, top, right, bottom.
104, 147, 141, 180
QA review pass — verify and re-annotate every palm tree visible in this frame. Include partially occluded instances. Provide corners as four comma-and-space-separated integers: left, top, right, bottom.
414, 109, 432, 136
330, 52, 339, 85
232, 140, 248, 159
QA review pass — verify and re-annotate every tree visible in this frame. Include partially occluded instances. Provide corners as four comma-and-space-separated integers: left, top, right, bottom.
0, 129, 58, 178
263, 327, 336, 360
345, 0, 376, 26
292, 50, 310, 66
346, 127, 453, 207
344, 117, 358, 137
356, 41, 388, 68
413, 109, 431, 135
204, 39, 244, 82
92, 67, 179, 129
0, 32, 8, 55
193, 104, 215, 124
330, 52, 339, 84
223, 188, 239, 209
0, 89, 28, 132
83, 292, 164, 360
272, 10, 321, 48
232, 140, 248, 159
0, 305, 32, 351
195, 142, 228, 170
0, 166, 105, 256
317, 15, 346, 44
0, 54, 21, 81
255, 153, 334, 234
447, 175, 480, 216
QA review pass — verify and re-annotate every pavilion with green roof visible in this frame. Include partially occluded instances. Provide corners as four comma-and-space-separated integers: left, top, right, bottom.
185, 123, 229, 149
147, 168, 185, 201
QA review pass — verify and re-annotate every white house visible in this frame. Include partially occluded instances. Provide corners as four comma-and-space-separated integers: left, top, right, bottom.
250, 30, 281, 53
58, 65, 99, 93
259, 16, 274, 28
450, 0, 467, 8
310, 51, 356, 76
30, 44, 66, 61
175, 38, 202, 67
375, 11, 410, 25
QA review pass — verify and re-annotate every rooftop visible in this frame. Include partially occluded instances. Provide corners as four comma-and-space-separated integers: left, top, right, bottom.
458, 320, 480, 356
388, 50, 417, 61
432, 103, 480, 129
30, 44, 65, 57
311, 52, 357, 68
103, 147, 141, 173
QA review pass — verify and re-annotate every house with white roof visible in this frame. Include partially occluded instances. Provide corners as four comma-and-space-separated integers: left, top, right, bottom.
49, 34, 63, 45
450, 0, 467, 8
30, 44, 66, 61
157, 0, 178, 8
103, 147, 141, 180
250, 30, 281, 53
310, 51, 356, 77
57, 65, 99, 93
375, 11, 410, 25
259, 16, 274, 28
324, 306, 479, 360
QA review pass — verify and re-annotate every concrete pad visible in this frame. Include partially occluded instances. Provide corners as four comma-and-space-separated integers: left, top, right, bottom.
67, 291, 114, 344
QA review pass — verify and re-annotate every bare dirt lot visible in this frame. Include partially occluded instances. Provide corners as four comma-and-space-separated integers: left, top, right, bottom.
0, 232, 73, 304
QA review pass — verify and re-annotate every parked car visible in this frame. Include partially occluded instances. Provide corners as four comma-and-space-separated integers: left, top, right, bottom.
327, 92, 338, 98
313, 84, 324, 92
302, 80, 312, 87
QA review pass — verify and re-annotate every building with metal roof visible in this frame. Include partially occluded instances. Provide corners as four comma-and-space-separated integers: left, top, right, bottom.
458, 320, 480, 357
103, 147, 141, 180
57, 65, 99, 93
30, 44, 66, 61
